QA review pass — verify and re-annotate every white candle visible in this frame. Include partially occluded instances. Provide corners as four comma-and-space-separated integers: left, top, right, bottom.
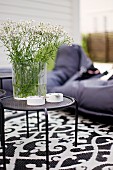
27, 96, 45, 106
46, 93, 63, 103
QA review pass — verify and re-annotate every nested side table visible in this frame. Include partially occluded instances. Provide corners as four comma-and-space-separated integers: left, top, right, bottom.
0, 96, 78, 170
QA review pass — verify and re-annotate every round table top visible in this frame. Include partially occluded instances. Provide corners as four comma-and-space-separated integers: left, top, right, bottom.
0, 89, 6, 98
1, 96, 75, 111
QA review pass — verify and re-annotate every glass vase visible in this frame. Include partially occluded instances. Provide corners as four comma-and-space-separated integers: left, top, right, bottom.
12, 62, 47, 100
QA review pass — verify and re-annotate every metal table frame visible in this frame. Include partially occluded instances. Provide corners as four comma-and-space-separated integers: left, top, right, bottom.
0, 96, 78, 170
0, 89, 6, 170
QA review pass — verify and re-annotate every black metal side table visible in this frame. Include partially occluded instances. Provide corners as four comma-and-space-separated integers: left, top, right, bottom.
0, 96, 78, 170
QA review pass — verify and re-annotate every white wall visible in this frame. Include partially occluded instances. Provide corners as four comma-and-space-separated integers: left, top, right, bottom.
0, 0, 80, 67
80, 0, 113, 33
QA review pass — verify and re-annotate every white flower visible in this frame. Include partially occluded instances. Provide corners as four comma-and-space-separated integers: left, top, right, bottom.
0, 20, 73, 64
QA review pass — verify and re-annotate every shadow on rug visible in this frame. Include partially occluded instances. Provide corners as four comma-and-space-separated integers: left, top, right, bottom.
0, 110, 113, 170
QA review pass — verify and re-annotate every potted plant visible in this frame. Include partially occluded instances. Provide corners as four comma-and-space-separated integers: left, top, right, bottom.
0, 20, 72, 99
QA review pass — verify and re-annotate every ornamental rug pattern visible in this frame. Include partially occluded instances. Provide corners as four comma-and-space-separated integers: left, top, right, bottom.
0, 110, 113, 170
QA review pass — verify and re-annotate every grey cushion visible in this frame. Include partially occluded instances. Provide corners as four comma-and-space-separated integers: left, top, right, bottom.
47, 44, 93, 91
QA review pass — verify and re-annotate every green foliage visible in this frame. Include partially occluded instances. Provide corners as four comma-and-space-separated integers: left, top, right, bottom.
47, 57, 56, 71
12, 62, 47, 98
81, 34, 90, 57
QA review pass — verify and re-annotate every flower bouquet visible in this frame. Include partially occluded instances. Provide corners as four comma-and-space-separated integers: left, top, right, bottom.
0, 20, 72, 99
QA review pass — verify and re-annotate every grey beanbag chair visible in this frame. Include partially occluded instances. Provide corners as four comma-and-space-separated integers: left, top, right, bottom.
47, 44, 113, 117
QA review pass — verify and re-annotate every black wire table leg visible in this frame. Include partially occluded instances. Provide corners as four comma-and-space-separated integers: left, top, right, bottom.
75, 99, 78, 147
45, 108, 49, 170
0, 102, 2, 145
1, 105, 6, 170
37, 111, 39, 131
26, 111, 29, 138
0, 79, 3, 89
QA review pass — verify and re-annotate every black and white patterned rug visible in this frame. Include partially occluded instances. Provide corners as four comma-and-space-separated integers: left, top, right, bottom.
1, 109, 113, 170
